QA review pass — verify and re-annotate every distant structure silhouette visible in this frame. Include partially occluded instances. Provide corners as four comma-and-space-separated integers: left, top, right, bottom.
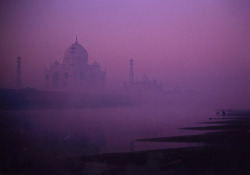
124, 59, 163, 94
16, 56, 22, 89
222, 110, 226, 116
45, 38, 106, 92
129, 58, 134, 85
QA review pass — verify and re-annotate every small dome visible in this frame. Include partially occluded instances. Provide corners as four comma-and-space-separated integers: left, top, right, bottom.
52, 60, 59, 66
92, 61, 100, 70
63, 40, 88, 64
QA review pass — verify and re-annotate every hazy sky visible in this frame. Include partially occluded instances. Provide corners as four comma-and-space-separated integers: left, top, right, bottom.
0, 0, 250, 103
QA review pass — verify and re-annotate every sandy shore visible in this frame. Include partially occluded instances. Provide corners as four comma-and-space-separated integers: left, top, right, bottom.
69, 111, 250, 175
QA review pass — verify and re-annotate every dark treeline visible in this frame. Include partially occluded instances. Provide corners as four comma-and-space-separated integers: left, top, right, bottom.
0, 88, 140, 109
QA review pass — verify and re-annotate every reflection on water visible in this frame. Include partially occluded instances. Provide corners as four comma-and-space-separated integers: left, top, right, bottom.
0, 105, 214, 156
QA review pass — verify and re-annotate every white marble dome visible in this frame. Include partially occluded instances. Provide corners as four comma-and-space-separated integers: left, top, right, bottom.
63, 40, 88, 64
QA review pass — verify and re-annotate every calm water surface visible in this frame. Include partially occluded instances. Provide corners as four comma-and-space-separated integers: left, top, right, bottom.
1, 105, 215, 155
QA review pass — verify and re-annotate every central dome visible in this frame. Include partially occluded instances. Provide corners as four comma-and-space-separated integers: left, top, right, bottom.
63, 40, 88, 64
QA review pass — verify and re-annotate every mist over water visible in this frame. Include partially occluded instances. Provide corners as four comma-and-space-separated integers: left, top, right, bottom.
0, 0, 250, 170
0, 1, 250, 174
1, 93, 216, 156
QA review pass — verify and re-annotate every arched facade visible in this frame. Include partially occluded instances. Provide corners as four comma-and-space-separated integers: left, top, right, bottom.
45, 39, 106, 92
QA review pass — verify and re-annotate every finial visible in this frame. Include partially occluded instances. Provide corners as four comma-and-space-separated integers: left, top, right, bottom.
76, 35, 78, 42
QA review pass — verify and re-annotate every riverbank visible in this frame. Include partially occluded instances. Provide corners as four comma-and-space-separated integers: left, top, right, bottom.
68, 111, 250, 175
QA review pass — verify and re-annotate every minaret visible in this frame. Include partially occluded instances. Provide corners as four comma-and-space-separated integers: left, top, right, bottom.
16, 56, 22, 89
129, 58, 134, 85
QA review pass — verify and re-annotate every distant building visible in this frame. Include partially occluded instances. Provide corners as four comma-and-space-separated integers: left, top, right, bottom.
124, 59, 163, 94
45, 38, 106, 92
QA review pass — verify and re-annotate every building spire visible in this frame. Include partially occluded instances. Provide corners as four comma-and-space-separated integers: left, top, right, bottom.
76, 35, 78, 42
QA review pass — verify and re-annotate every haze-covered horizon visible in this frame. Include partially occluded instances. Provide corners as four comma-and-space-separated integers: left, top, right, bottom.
1, 0, 250, 107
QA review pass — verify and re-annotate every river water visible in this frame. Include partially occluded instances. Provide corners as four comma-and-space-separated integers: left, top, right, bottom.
1, 104, 215, 156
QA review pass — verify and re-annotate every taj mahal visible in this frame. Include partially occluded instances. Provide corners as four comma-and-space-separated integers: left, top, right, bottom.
15, 38, 163, 94
44, 38, 106, 92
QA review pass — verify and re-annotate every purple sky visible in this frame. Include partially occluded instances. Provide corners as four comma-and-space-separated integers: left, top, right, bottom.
0, 0, 250, 105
